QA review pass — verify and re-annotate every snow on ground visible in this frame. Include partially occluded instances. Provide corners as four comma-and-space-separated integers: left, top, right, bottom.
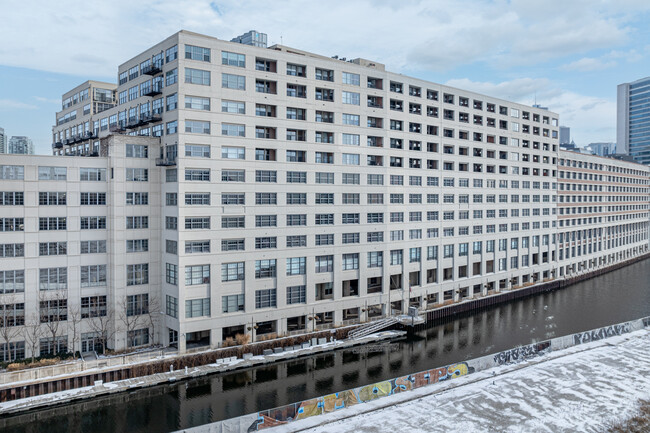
275, 330, 650, 433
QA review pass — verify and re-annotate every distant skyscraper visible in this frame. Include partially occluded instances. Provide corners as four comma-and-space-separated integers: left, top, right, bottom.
0, 127, 6, 153
559, 126, 571, 145
230, 30, 267, 48
587, 142, 616, 157
617, 76, 650, 165
8, 136, 35, 154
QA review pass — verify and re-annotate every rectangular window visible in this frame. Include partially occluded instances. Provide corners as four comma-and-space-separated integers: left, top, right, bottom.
38, 166, 67, 180
255, 289, 277, 309
342, 91, 360, 105
222, 294, 245, 313
80, 265, 107, 287
185, 298, 211, 318
222, 73, 245, 90
221, 50, 245, 67
185, 44, 210, 61
185, 265, 210, 285
221, 262, 244, 281
185, 68, 211, 85
126, 264, 149, 286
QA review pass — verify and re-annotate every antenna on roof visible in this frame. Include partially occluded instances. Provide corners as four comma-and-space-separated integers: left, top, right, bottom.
280, 34, 283, 45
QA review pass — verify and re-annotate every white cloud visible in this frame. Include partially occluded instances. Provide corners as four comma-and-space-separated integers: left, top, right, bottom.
561, 57, 617, 72
1, 0, 649, 76
0, 99, 38, 110
444, 77, 616, 145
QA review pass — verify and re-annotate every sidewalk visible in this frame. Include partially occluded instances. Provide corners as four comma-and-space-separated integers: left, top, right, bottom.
271, 329, 650, 433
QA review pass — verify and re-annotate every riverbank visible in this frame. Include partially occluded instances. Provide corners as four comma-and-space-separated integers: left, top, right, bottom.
0, 331, 405, 415
206, 328, 650, 433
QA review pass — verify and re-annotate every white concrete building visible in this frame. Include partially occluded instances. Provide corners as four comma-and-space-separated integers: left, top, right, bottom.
1, 30, 647, 361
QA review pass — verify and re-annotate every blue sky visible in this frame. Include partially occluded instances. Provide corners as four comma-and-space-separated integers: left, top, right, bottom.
2, 0, 650, 155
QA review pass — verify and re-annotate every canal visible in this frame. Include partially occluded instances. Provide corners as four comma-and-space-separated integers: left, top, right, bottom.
2, 258, 650, 432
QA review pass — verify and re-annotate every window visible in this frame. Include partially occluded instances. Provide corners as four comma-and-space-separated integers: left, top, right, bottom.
315, 234, 334, 246
222, 50, 245, 67
315, 214, 334, 225
390, 250, 403, 265
186, 265, 210, 285
126, 168, 148, 181
80, 192, 106, 205
368, 252, 383, 268
38, 192, 65, 205
287, 235, 307, 247
255, 260, 276, 278
222, 294, 245, 313
80, 265, 107, 287
126, 239, 149, 252
221, 123, 246, 137
126, 192, 148, 205
185, 168, 210, 181
0, 165, 24, 180
315, 193, 334, 204
255, 192, 276, 205
255, 215, 277, 227
287, 193, 306, 204
38, 166, 67, 180
342, 91, 360, 105
315, 68, 334, 81
126, 294, 149, 317
222, 146, 245, 159
186, 193, 211, 205
126, 216, 148, 229
185, 44, 210, 61
342, 233, 360, 244
0, 270, 25, 294
315, 255, 334, 272
186, 298, 211, 318
221, 262, 244, 281
80, 168, 105, 181
185, 68, 210, 85
127, 264, 149, 286
255, 289, 277, 309
286, 285, 306, 305
185, 120, 210, 134
39, 217, 66, 230
342, 113, 360, 125
286, 257, 306, 275
342, 72, 360, 85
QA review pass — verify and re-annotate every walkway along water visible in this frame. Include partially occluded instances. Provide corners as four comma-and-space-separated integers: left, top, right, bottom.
1, 257, 650, 432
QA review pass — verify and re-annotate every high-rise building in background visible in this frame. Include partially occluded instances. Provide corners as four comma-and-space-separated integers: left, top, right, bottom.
7, 135, 34, 154
617, 76, 650, 165
0, 30, 647, 362
230, 30, 267, 48
559, 126, 570, 145
587, 142, 616, 157
0, 127, 6, 153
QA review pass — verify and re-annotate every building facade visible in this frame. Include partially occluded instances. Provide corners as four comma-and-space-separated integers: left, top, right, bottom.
1, 30, 647, 361
7, 136, 35, 155
617, 77, 650, 165
0, 127, 6, 154
52, 80, 117, 155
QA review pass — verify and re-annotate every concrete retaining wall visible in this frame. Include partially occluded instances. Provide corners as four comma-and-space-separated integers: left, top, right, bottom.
195, 316, 650, 432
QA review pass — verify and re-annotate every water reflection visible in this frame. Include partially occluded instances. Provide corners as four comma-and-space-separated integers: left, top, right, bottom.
2, 259, 650, 433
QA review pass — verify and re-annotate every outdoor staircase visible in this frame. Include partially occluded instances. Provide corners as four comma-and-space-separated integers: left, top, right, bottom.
348, 317, 399, 339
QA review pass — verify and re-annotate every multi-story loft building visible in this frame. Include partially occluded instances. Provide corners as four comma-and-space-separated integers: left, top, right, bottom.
7, 136, 35, 155
0, 30, 646, 361
557, 150, 650, 275
617, 76, 650, 165
52, 81, 117, 155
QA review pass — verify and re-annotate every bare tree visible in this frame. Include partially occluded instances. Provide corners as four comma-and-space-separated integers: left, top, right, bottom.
118, 296, 144, 350
144, 293, 162, 346
88, 309, 115, 355
67, 305, 82, 359
39, 290, 65, 356
23, 313, 43, 363
0, 294, 23, 362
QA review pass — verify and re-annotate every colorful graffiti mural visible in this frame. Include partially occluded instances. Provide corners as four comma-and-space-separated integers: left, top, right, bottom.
573, 323, 631, 345
251, 361, 474, 430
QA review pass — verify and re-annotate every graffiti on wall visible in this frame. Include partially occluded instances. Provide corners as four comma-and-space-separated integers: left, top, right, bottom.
493, 341, 552, 366
573, 323, 631, 345
251, 362, 474, 430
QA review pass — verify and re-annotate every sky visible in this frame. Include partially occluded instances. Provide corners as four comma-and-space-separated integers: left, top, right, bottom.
1, 0, 650, 155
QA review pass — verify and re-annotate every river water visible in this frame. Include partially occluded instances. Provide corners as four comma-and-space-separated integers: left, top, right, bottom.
2, 259, 650, 432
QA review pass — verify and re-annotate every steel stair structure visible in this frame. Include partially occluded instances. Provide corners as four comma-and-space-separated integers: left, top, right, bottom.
348, 317, 399, 339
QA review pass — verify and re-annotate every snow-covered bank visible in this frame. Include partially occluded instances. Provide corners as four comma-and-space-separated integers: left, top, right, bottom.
273, 329, 650, 433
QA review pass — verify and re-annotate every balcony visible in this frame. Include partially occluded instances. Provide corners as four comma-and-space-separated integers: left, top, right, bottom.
142, 63, 162, 76
84, 131, 96, 139
156, 157, 177, 166
140, 113, 162, 125
142, 85, 162, 97
52, 142, 63, 149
